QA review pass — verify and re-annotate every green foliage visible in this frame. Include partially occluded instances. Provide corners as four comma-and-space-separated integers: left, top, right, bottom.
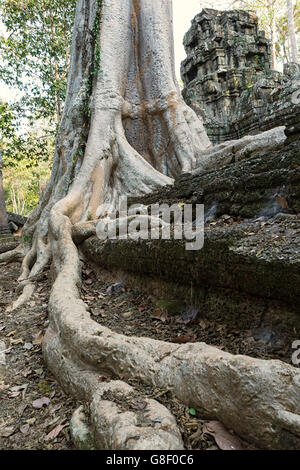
234, 0, 299, 66
83, 0, 103, 120
0, 0, 77, 124
3, 151, 53, 215
0, 0, 77, 215
275, 0, 300, 63
0, 101, 15, 140
0, 99, 54, 215
23, 233, 31, 244
3, 160, 50, 215
0, 102, 53, 166
93, 1, 102, 78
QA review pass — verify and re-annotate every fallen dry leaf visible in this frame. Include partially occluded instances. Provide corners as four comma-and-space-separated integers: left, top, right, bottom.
6, 330, 16, 337
26, 417, 36, 425
20, 423, 30, 434
10, 338, 24, 345
98, 293, 106, 299
121, 311, 133, 319
32, 396, 50, 409
84, 295, 96, 301
44, 423, 67, 441
21, 368, 33, 377
202, 421, 244, 450
171, 335, 194, 344
0, 426, 15, 437
32, 331, 44, 345
18, 403, 28, 416
151, 309, 168, 322
9, 390, 21, 398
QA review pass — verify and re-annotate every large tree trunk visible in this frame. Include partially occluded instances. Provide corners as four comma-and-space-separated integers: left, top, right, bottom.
287, 0, 299, 63
0, 0, 297, 450
0, 152, 10, 236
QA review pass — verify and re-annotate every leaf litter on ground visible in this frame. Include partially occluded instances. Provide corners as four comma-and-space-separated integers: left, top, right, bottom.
202, 421, 244, 450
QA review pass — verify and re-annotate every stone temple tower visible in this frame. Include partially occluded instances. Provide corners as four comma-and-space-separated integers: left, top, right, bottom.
181, 9, 286, 143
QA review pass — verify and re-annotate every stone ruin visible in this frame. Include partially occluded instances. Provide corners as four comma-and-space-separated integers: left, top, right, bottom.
181, 8, 300, 144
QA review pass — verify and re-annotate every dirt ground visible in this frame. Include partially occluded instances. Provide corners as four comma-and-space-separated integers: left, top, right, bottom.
84, 267, 294, 364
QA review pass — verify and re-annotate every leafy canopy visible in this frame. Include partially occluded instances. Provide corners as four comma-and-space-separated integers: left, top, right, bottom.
0, 0, 76, 124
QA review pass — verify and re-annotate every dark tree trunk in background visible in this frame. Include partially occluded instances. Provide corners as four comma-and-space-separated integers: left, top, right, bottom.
0, 153, 10, 235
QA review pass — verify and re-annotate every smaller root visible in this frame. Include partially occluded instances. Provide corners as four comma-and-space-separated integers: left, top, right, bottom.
6, 281, 35, 312
18, 239, 37, 281
28, 251, 50, 280
72, 222, 97, 245
0, 242, 18, 255
16, 271, 47, 294
0, 245, 25, 265
95, 215, 169, 241
18, 236, 51, 282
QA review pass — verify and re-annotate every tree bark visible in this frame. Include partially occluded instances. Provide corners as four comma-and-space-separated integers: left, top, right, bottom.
287, 0, 299, 63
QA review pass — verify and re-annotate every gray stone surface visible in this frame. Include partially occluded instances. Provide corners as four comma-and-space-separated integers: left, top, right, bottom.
181, 8, 300, 144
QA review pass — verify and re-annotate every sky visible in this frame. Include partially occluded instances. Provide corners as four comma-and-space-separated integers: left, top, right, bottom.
173, 0, 201, 78
0, 0, 232, 102
173, 0, 231, 78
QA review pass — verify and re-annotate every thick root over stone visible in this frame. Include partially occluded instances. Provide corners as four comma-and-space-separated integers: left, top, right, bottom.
0, 245, 25, 264
44, 327, 184, 450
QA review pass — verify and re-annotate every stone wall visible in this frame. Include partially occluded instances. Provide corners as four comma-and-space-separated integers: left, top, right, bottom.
181, 8, 300, 144
129, 140, 300, 221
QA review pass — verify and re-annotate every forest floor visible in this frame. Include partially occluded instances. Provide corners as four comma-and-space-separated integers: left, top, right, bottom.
85, 264, 293, 364
1, 229, 294, 450
0, 257, 77, 450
